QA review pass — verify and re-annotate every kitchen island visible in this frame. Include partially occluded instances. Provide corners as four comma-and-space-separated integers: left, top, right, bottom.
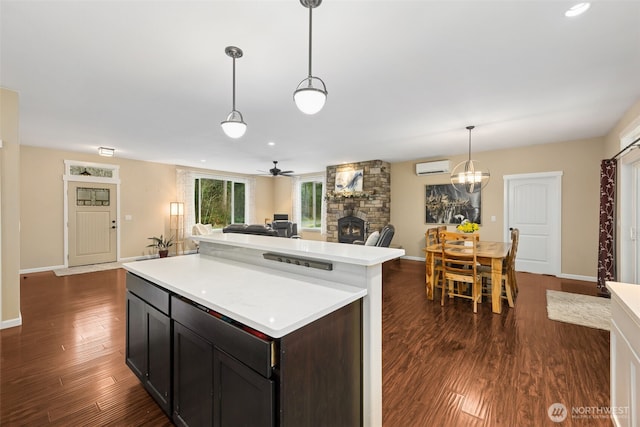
124, 233, 404, 426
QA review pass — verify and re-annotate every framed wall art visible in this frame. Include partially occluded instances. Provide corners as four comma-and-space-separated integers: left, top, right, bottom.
335, 169, 363, 192
425, 184, 481, 224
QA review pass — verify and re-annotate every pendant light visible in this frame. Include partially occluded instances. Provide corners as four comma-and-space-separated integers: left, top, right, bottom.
293, 0, 327, 115
450, 126, 490, 193
221, 46, 247, 139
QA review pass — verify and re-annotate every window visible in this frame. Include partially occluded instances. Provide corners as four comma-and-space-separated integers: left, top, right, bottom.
300, 179, 323, 229
195, 178, 245, 228
76, 187, 110, 206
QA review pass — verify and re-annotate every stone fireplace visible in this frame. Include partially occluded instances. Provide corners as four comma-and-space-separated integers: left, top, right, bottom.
326, 160, 391, 243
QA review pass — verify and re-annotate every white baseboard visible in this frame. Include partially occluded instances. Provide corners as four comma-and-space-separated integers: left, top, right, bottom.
19, 265, 65, 274
557, 273, 597, 283
119, 255, 155, 262
19, 253, 198, 274
1, 313, 22, 329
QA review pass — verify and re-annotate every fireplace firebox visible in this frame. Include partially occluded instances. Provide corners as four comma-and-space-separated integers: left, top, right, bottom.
337, 216, 367, 244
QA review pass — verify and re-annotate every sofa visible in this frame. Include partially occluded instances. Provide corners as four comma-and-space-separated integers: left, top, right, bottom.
193, 222, 299, 238
222, 223, 279, 236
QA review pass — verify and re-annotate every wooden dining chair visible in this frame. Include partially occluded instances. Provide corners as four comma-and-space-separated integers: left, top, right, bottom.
424, 228, 444, 298
436, 225, 447, 242
439, 231, 482, 313
480, 228, 519, 308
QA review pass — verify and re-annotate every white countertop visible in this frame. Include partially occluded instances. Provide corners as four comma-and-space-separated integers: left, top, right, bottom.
123, 254, 366, 338
194, 233, 405, 266
607, 281, 640, 322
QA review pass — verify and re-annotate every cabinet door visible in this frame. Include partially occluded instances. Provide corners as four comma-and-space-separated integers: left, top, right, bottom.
173, 321, 214, 427
213, 349, 274, 427
125, 292, 146, 380
146, 304, 172, 415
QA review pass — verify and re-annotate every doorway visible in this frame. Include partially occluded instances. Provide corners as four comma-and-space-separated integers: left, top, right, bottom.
63, 160, 120, 267
68, 182, 117, 266
504, 172, 562, 275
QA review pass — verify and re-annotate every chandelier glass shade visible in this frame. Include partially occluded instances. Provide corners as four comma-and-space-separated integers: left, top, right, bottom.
450, 126, 490, 193
294, 0, 327, 115
221, 110, 247, 139
294, 76, 327, 115
221, 46, 247, 139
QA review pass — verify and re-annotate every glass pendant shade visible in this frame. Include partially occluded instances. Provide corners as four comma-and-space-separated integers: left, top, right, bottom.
451, 160, 490, 193
221, 110, 247, 139
294, 77, 327, 115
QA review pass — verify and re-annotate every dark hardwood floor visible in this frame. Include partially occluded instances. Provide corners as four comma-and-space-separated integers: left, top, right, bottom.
1, 260, 611, 426
382, 260, 611, 427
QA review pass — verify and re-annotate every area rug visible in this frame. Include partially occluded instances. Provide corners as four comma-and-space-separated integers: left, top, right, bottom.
53, 261, 124, 277
546, 290, 611, 331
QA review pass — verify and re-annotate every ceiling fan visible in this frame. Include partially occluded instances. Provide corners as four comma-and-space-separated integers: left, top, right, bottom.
261, 161, 294, 177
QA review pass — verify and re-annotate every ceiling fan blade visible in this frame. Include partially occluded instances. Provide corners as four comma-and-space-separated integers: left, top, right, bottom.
280, 170, 294, 175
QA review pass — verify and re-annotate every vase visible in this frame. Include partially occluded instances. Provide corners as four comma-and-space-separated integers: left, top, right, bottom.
159, 249, 169, 258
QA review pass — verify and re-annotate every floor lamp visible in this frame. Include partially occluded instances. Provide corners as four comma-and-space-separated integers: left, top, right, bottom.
170, 202, 184, 256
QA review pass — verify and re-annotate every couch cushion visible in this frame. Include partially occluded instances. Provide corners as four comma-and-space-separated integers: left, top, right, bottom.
365, 231, 380, 246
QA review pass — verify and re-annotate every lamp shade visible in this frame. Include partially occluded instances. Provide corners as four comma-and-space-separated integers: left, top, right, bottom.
221, 110, 247, 139
170, 202, 184, 216
294, 77, 327, 115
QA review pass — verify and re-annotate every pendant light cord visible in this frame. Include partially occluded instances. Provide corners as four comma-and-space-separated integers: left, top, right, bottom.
232, 56, 237, 111
307, 5, 313, 79
466, 125, 475, 162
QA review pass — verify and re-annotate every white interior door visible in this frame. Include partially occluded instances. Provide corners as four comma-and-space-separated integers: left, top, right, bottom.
68, 182, 117, 266
504, 172, 562, 275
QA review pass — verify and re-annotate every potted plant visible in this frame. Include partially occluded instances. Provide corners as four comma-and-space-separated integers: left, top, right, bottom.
147, 234, 174, 258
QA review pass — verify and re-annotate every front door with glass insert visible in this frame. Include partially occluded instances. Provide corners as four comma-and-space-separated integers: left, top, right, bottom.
68, 182, 117, 266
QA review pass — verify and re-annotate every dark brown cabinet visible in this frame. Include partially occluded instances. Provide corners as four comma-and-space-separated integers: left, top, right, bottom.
126, 272, 362, 427
214, 348, 274, 427
171, 295, 275, 427
125, 289, 171, 415
173, 321, 213, 427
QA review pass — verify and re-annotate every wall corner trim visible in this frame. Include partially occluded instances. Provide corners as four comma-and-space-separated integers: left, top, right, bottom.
1, 313, 22, 330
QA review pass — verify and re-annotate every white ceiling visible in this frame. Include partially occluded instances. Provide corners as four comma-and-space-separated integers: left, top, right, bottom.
2, 1, 640, 175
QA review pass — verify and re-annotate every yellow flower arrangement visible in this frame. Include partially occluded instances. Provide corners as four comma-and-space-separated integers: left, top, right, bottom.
456, 220, 479, 233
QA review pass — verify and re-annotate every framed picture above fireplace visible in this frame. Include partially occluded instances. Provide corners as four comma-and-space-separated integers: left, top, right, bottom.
425, 184, 481, 225
335, 169, 363, 192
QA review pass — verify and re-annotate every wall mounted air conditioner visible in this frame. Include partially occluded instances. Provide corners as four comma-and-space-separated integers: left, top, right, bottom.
416, 160, 450, 175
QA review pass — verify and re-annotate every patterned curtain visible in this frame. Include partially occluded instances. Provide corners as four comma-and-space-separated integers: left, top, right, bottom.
597, 159, 617, 296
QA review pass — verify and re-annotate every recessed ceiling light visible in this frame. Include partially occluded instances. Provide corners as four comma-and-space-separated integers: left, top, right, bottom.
268, 141, 275, 146
565, 2, 591, 17
200, 159, 207, 163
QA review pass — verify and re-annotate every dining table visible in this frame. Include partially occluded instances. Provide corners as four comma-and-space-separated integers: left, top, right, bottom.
424, 239, 512, 314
